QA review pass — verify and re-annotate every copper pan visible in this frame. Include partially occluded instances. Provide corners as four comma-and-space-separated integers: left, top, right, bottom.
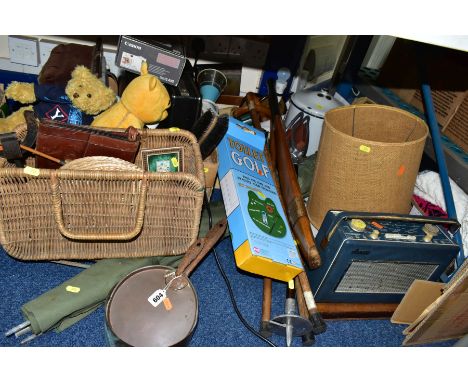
105, 218, 227, 346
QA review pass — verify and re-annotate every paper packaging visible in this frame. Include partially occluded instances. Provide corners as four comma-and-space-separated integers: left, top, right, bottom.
390, 280, 444, 325
391, 261, 468, 346
217, 117, 303, 282
115, 36, 186, 86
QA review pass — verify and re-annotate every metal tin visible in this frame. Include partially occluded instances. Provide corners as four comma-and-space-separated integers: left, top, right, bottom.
105, 265, 198, 347
284, 88, 345, 163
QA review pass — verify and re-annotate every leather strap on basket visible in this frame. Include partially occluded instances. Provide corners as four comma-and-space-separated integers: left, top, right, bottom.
41, 119, 140, 142
49, 172, 149, 241
176, 218, 227, 278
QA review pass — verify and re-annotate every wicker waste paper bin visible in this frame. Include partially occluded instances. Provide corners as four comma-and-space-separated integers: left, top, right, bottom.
0, 126, 205, 261
307, 104, 428, 229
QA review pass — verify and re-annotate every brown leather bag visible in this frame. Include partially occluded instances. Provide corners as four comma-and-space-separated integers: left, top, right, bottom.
35, 119, 140, 169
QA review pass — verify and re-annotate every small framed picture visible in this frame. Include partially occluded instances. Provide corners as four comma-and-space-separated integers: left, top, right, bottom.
141, 147, 184, 173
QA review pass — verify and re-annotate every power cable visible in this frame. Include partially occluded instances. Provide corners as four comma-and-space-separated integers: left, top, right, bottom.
203, 189, 277, 347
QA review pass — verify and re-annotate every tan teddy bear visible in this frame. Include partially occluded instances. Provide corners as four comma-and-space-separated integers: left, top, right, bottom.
0, 65, 116, 133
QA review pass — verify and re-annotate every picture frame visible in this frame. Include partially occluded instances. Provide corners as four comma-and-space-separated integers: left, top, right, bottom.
141, 147, 184, 173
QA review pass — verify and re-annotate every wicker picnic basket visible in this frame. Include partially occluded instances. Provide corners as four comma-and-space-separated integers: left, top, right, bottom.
0, 125, 205, 261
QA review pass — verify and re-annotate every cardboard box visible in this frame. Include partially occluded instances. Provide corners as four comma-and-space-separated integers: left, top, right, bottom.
377, 38, 468, 153
115, 36, 186, 86
391, 261, 468, 346
217, 117, 303, 282
401, 89, 468, 153
380, 86, 468, 153
442, 94, 468, 152
391, 280, 444, 325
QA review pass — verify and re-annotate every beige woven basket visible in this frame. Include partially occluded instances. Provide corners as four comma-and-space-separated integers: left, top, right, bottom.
0, 127, 205, 261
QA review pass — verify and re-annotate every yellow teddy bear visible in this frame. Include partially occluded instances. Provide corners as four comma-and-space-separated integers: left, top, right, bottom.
0, 65, 116, 133
92, 61, 170, 129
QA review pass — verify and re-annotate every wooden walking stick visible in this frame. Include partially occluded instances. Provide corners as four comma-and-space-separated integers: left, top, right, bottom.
295, 274, 315, 346
267, 78, 321, 270
297, 270, 326, 334
260, 277, 273, 338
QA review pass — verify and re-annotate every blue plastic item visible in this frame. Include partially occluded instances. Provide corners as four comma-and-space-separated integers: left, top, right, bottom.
420, 82, 465, 278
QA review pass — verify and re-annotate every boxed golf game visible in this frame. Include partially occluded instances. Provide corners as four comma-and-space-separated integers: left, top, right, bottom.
217, 117, 303, 282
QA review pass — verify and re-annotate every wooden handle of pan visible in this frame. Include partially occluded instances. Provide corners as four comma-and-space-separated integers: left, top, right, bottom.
175, 238, 206, 277
176, 218, 228, 277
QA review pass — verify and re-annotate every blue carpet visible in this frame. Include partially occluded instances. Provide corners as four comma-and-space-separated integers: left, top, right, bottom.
0, 238, 456, 347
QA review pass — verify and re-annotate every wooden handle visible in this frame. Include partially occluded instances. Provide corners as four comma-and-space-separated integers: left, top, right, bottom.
232, 93, 271, 122
176, 218, 227, 277
297, 271, 327, 335
297, 271, 316, 314
316, 303, 399, 319
296, 275, 316, 346
295, 275, 308, 318
174, 237, 206, 277
272, 113, 321, 269
267, 80, 322, 269
260, 277, 273, 337
261, 278, 272, 322
0, 144, 65, 165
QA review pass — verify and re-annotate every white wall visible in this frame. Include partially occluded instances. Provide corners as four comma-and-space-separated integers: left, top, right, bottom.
0, 35, 263, 95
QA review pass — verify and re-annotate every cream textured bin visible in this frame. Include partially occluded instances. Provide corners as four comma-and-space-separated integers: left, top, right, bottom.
307, 104, 428, 228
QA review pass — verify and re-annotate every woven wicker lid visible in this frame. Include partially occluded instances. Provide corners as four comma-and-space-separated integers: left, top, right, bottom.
61, 156, 143, 172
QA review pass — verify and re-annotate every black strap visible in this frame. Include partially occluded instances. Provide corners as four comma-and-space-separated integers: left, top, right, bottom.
0, 110, 39, 168
23, 110, 39, 150
0, 132, 24, 168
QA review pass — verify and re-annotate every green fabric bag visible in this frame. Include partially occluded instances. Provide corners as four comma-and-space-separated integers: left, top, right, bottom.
22, 255, 184, 334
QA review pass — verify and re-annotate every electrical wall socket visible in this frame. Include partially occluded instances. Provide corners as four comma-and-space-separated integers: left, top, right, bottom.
191, 36, 268, 68
203, 36, 230, 58
8, 36, 40, 66
227, 37, 244, 59
38, 39, 58, 65
228, 37, 268, 67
